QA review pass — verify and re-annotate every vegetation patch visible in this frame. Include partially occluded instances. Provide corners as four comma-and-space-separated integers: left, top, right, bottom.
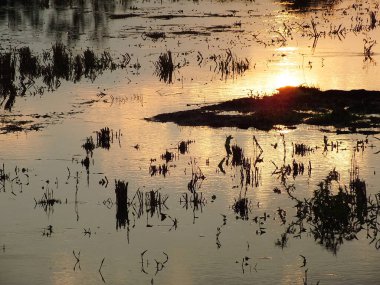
148, 86, 380, 132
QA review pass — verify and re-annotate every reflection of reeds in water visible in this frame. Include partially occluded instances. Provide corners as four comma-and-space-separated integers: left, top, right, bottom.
363, 37, 376, 61
161, 150, 175, 163
230, 140, 262, 188
0, 43, 131, 110
145, 190, 169, 218
34, 184, 61, 214
115, 180, 129, 230
96, 127, 111, 150
0, 163, 9, 192
281, 161, 380, 254
187, 158, 205, 193
154, 51, 175, 84
231, 145, 244, 166
293, 143, 314, 156
149, 163, 169, 177
82, 136, 95, 155
115, 182, 170, 231
180, 191, 206, 223
232, 196, 251, 220
178, 140, 194, 155
210, 49, 249, 80
0, 51, 17, 110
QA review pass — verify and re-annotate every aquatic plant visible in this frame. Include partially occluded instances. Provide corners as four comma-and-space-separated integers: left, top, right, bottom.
180, 191, 206, 224
161, 150, 175, 163
96, 127, 111, 150
0, 163, 9, 192
145, 189, 169, 218
280, 166, 380, 254
154, 51, 175, 84
363, 37, 376, 61
178, 140, 194, 154
187, 158, 205, 193
211, 49, 250, 80
82, 136, 95, 155
149, 163, 169, 177
34, 183, 62, 214
231, 144, 244, 166
232, 196, 251, 220
18, 47, 40, 78
0, 43, 132, 110
293, 143, 314, 156
115, 180, 129, 230
0, 51, 17, 110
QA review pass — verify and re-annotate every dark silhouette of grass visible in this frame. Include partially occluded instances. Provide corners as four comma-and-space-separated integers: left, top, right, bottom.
0, 43, 131, 110
148, 86, 380, 132
280, 165, 380, 254
154, 51, 175, 84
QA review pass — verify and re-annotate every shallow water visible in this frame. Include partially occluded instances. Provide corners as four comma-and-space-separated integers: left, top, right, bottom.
1, 0, 380, 284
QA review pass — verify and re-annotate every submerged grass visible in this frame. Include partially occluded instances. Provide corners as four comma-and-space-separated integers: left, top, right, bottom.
115, 180, 129, 230
154, 51, 176, 84
281, 162, 380, 254
210, 49, 250, 79
0, 43, 131, 110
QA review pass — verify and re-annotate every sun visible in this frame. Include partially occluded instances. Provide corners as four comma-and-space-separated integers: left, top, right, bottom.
272, 68, 303, 89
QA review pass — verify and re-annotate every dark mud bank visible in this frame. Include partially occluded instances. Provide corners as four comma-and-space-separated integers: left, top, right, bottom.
147, 86, 380, 132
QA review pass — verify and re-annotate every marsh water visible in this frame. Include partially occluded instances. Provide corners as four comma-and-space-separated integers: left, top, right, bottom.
1, 0, 380, 284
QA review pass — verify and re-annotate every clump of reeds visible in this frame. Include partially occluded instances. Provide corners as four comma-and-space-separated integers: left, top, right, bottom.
275, 233, 288, 249
282, 164, 379, 254
232, 196, 251, 220
0, 51, 16, 84
161, 150, 174, 163
82, 48, 98, 80
363, 37, 376, 61
178, 140, 194, 154
96, 127, 111, 150
18, 47, 40, 77
0, 51, 17, 110
187, 159, 205, 193
327, 168, 339, 182
231, 144, 244, 166
293, 143, 314, 156
145, 189, 169, 217
0, 163, 9, 192
212, 49, 249, 79
291, 159, 304, 178
149, 163, 169, 177
81, 156, 90, 172
34, 185, 61, 213
272, 159, 305, 181
369, 11, 377, 30
154, 51, 175, 83
0, 43, 132, 110
82, 136, 95, 155
115, 180, 129, 229
180, 192, 206, 210
52, 42, 72, 80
